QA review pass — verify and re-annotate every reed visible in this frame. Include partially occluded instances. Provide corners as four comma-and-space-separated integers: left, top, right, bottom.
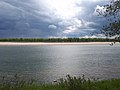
0, 74, 120, 90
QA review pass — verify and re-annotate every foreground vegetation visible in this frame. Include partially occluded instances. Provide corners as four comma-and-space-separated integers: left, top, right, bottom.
0, 75, 120, 90
0, 38, 119, 42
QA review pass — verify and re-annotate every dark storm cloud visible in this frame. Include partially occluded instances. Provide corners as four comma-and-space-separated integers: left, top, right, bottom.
0, 0, 109, 38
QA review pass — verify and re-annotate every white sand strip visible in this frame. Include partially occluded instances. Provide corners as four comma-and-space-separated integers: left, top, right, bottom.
0, 42, 119, 46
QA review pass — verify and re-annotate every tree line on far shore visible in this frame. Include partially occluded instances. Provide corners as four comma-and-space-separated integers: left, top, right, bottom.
0, 38, 119, 42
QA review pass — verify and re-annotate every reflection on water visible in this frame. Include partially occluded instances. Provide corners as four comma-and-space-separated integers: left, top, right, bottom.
0, 45, 120, 82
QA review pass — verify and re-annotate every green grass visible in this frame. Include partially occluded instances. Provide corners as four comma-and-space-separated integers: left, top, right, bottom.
0, 74, 120, 90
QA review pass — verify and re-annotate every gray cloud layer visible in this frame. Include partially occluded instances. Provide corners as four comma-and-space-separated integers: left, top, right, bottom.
0, 0, 109, 38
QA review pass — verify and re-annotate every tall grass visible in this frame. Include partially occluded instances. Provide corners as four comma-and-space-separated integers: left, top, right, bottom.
0, 74, 120, 90
59, 75, 120, 90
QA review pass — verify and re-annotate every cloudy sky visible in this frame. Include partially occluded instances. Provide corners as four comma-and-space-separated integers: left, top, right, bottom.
0, 0, 110, 38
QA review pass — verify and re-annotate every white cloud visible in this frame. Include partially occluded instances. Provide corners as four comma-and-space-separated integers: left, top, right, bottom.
48, 25, 57, 29
49, 36, 67, 38
81, 34, 106, 38
58, 20, 72, 27
94, 5, 106, 16
63, 26, 77, 34
62, 18, 97, 34
62, 18, 82, 34
39, 0, 82, 20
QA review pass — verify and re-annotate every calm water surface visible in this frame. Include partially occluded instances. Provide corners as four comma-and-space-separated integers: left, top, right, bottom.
0, 45, 120, 82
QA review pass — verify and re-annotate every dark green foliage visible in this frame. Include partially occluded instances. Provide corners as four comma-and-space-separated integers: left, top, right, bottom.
97, 0, 120, 40
0, 75, 120, 90
59, 75, 120, 90
0, 38, 118, 42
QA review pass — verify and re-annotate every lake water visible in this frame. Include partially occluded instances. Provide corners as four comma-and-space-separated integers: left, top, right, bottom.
0, 45, 120, 82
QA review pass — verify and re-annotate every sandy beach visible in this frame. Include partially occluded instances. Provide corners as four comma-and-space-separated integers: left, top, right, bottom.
0, 42, 119, 46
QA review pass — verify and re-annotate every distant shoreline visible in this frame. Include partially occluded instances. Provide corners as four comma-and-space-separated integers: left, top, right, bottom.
0, 42, 119, 46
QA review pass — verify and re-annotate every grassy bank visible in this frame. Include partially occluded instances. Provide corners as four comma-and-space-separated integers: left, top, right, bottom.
0, 75, 120, 90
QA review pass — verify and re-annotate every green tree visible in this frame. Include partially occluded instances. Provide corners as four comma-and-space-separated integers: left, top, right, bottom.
97, 0, 120, 41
